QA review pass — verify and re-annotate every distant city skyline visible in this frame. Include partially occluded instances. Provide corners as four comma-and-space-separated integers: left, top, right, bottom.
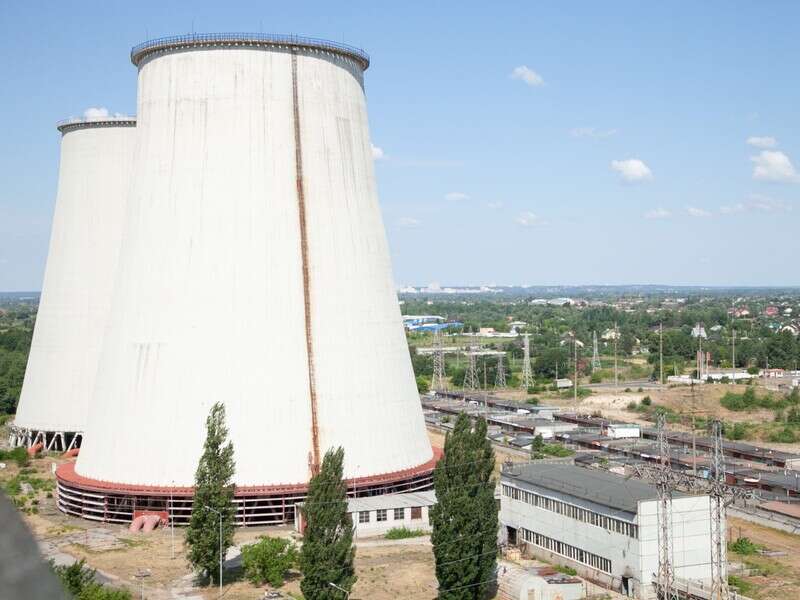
1, 1, 799, 290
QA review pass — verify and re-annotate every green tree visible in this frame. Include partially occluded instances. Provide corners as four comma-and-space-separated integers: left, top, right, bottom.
242, 536, 298, 587
300, 447, 357, 599
431, 414, 497, 600
185, 402, 236, 585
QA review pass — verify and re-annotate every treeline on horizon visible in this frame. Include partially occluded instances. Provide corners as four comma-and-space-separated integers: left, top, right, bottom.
404, 297, 800, 380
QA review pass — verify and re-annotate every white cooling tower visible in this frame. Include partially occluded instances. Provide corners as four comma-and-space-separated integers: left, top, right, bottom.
58, 34, 435, 525
13, 118, 135, 452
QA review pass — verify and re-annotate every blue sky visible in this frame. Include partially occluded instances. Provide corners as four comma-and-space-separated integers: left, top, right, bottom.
1, 1, 798, 290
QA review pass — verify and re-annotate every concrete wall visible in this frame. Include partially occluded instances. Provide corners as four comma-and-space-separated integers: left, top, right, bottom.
16, 122, 135, 435
76, 40, 432, 488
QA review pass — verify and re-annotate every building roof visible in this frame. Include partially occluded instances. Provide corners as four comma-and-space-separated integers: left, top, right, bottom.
345, 491, 436, 513
502, 463, 687, 514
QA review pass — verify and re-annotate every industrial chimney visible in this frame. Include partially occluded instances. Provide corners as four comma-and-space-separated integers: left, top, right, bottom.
58, 34, 435, 525
13, 117, 136, 452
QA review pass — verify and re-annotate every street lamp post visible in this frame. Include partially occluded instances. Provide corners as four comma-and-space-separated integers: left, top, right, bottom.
329, 582, 351, 599
204, 505, 223, 599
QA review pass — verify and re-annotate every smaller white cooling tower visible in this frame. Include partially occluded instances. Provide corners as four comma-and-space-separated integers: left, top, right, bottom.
13, 117, 136, 451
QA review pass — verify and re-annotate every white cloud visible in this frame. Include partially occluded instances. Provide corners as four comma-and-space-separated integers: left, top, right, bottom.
687, 207, 712, 218
444, 192, 469, 201
397, 217, 420, 228
751, 150, 799, 182
83, 107, 110, 119
515, 211, 541, 227
644, 207, 671, 220
371, 144, 385, 160
570, 127, 618, 138
746, 136, 777, 149
610, 158, 652, 182
486, 201, 504, 209
722, 194, 792, 214
510, 66, 544, 87
719, 203, 746, 214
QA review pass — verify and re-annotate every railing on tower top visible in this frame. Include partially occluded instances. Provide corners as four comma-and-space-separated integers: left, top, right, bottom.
130, 33, 370, 68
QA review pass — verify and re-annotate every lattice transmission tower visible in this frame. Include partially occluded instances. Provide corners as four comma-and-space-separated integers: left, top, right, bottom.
519, 333, 533, 390
495, 352, 507, 388
591, 331, 601, 371
463, 332, 480, 391
431, 328, 447, 392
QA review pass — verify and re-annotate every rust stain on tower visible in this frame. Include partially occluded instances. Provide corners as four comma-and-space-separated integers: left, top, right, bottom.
291, 50, 321, 475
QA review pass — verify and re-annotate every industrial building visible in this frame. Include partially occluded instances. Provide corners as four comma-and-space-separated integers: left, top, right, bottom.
56, 33, 435, 525
500, 463, 714, 599
295, 491, 436, 538
12, 116, 136, 452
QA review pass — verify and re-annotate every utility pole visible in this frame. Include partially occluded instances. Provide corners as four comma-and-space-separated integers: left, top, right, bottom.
709, 420, 730, 600
655, 414, 675, 600
431, 328, 447, 392
613, 322, 619, 389
573, 338, 579, 404
731, 327, 736, 384
495, 352, 507, 388
520, 333, 533, 390
659, 322, 664, 386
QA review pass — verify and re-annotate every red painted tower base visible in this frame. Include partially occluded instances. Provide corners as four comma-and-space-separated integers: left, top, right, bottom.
56, 449, 441, 526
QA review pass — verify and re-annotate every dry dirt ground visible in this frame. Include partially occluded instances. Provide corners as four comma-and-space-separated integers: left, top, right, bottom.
727, 516, 800, 600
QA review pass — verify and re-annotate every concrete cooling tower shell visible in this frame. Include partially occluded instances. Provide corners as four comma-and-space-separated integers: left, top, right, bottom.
12, 118, 136, 452
58, 34, 435, 525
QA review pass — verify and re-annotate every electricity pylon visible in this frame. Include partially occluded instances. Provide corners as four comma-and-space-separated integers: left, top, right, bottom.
591, 331, 601, 371
519, 333, 533, 390
495, 352, 507, 388
431, 328, 447, 392
463, 331, 480, 391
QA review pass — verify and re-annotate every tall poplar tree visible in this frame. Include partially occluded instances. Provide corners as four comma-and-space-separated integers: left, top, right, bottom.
431, 414, 497, 600
185, 402, 236, 584
299, 447, 356, 599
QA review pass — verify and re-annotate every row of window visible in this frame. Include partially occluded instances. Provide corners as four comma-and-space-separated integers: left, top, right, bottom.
520, 527, 612, 574
502, 484, 638, 539
357, 506, 423, 524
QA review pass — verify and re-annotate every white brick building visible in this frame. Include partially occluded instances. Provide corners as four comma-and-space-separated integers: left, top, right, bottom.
500, 464, 715, 599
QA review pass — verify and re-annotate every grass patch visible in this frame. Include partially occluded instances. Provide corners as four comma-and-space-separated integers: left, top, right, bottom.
384, 527, 427, 540
555, 565, 577, 576
728, 575, 755, 596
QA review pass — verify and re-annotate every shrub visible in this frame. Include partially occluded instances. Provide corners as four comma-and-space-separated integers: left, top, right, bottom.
526, 397, 539, 405
241, 536, 298, 587
385, 527, 427, 540
637, 387, 643, 393
769, 427, 797, 444
589, 373, 602, 384
729, 537, 761, 555
641, 396, 652, 406
624, 387, 631, 392
626, 401, 638, 411
555, 565, 577, 576
52, 559, 132, 599
0, 446, 30, 467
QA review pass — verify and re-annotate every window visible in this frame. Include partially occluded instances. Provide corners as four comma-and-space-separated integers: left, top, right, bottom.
358, 511, 370, 524
377, 509, 387, 522
394, 508, 405, 520
504, 483, 638, 539
520, 527, 611, 574
411, 506, 422, 520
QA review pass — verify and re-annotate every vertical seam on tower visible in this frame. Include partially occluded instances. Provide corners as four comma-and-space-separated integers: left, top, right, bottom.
291, 50, 321, 475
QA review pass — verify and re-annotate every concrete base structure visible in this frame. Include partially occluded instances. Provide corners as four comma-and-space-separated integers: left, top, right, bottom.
57, 449, 440, 526
9, 426, 82, 453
